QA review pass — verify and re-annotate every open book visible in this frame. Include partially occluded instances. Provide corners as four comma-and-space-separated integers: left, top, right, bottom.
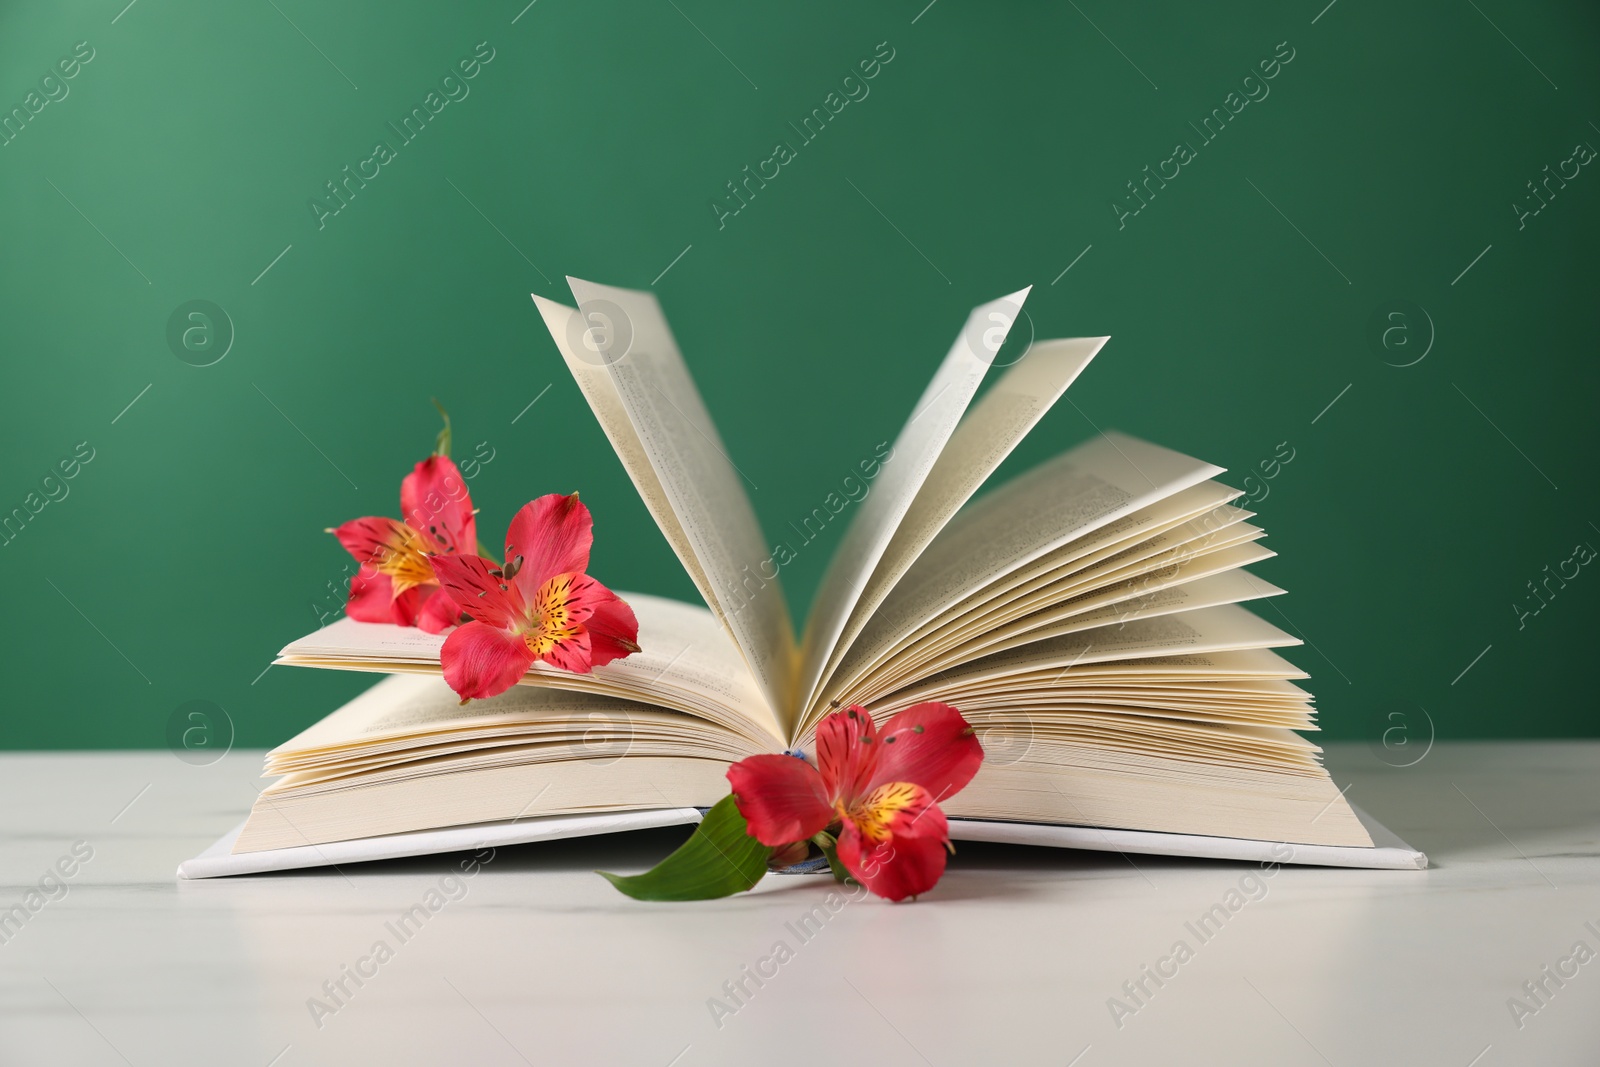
209, 278, 1425, 875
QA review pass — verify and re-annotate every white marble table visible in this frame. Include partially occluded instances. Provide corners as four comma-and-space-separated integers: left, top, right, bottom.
1, 743, 1597, 1066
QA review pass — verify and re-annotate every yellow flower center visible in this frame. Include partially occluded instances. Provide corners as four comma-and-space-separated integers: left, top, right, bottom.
523, 575, 583, 657
844, 782, 923, 844
371, 524, 434, 596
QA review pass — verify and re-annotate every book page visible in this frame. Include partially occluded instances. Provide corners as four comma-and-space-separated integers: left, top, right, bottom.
794, 289, 1033, 718
263, 673, 757, 778
555, 278, 795, 718
277, 592, 785, 745
805, 336, 1106, 713
945, 754, 1374, 849
873, 503, 1262, 682
974, 519, 1267, 628
880, 480, 1244, 661
876, 604, 1301, 712
812, 432, 1222, 720
236, 755, 737, 852
531, 294, 720, 627
867, 561, 1283, 699
993, 551, 1281, 641
1039, 648, 1309, 682
945, 697, 1314, 732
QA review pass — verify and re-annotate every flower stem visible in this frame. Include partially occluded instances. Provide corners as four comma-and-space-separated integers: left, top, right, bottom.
811, 830, 852, 884
431, 398, 452, 458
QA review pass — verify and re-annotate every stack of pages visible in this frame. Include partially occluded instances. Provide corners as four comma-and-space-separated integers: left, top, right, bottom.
180, 279, 1425, 878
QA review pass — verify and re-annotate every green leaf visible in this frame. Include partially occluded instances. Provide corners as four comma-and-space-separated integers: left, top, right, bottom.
431, 398, 452, 458
599, 795, 772, 901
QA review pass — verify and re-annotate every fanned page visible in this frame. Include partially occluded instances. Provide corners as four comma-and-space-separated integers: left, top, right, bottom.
855, 501, 1271, 696
261, 674, 762, 785
812, 432, 1223, 724
546, 278, 796, 719
531, 294, 722, 635
884, 604, 1304, 706
794, 289, 1034, 718
805, 336, 1107, 714
276, 592, 784, 747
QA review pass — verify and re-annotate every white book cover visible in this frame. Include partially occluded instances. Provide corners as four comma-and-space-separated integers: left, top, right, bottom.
177, 803, 1425, 880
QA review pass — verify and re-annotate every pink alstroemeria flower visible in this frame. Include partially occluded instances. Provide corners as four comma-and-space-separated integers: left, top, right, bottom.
430, 493, 640, 702
331, 456, 476, 634
727, 704, 984, 901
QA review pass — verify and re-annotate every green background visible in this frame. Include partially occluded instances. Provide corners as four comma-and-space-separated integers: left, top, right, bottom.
2, 0, 1595, 750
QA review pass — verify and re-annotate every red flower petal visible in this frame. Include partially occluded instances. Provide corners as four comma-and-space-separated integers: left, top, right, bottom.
814, 706, 880, 806
400, 456, 477, 557
332, 516, 434, 597
726, 755, 835, 847
332, 516, 406, 564
534, 572, 603, 628
837, 782, 950, 901
519, 572, 604, 673
583, 586, 641, 668
505, 494, 592, 599
429, 554, 525, 630
866, 703, 984, 805
440, 621, 536, 701
414, 587, 461, 634
535, 624, 593, 673
346, 565, 420, 625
